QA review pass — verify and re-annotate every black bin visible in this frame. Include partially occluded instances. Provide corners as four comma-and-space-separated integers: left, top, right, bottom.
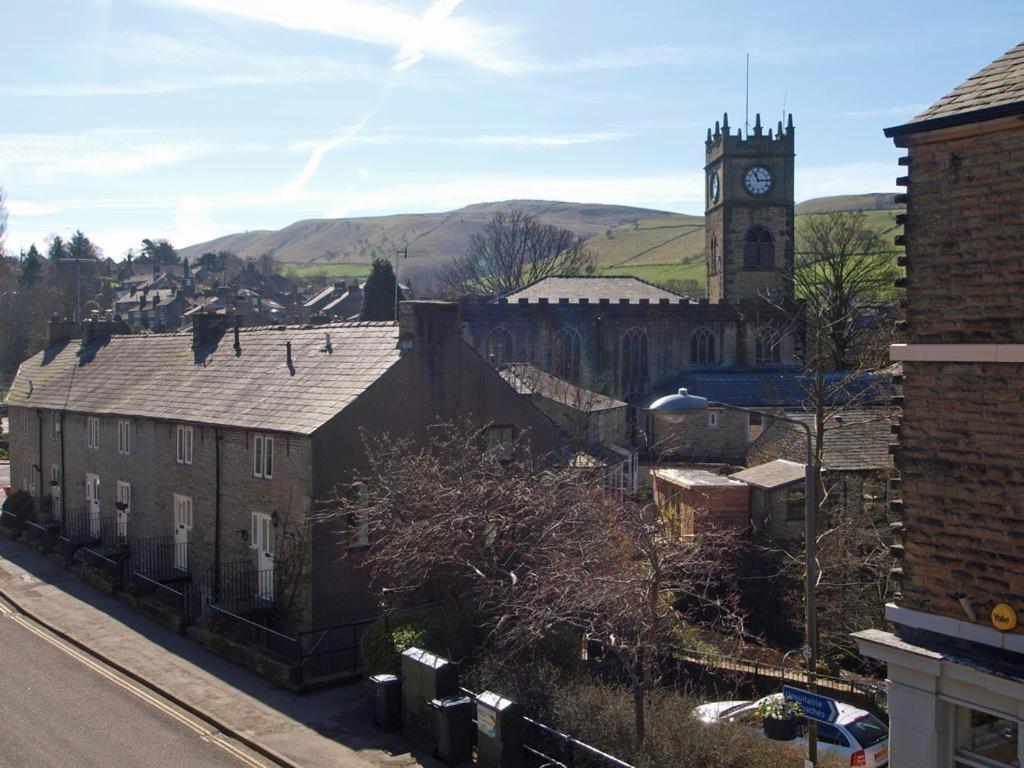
371, 674, 402, 730
430, 695, 474, 766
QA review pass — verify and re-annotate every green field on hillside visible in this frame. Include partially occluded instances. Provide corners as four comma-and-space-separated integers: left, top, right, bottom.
596, 260, 706, 287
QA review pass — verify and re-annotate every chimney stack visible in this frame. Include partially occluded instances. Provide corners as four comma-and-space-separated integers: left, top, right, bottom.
398, 301, 459, 351
46, 316, 81, 347
192, 311, 238, 350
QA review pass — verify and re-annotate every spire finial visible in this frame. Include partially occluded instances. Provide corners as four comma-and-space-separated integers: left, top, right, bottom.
714, 120, 720, 138
754, 113, 762, 135
787, 112, 794, 131
707, 127, 713, 142
722, 112, 730, 131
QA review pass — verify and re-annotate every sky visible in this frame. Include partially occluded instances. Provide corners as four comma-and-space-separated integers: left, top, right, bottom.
2, 0, 1021, 259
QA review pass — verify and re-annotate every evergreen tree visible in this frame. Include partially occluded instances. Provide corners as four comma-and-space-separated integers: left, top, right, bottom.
47, 236, 68, 261
68, 229, 100, 260
19, 244, 43, 287
359, 258, 401, 321
140, 238, 179, 264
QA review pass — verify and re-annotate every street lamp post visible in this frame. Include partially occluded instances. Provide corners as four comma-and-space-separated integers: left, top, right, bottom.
59, 257, 97, 323
648, 388, 819, 766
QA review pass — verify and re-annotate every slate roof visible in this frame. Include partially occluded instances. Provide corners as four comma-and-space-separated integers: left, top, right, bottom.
653, 368, 893, 409
888, 42, 1024, 135
7, 322, 402, 435
749, 408, 896, 472
499, 363, 626, 412
731, 459, 806, 490
501, 276, 687, 304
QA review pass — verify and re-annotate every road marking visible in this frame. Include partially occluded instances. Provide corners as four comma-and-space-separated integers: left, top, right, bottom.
7, 613, 267, 767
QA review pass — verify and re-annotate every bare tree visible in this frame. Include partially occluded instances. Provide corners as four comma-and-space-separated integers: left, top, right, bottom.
324, 421, 743, 744
794, 210, 900, 371
438, 210, 595, 298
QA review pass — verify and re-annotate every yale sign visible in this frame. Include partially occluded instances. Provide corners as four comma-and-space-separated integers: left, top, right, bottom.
992, 603, 1018, 632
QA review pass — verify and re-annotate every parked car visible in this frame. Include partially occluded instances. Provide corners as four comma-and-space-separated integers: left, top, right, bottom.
693, 693, 889, 767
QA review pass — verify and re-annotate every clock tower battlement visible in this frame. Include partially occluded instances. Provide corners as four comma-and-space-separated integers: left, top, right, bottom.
704, 112, 795, 305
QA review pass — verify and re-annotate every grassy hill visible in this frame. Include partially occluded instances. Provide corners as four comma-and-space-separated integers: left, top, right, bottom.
180, 194, 902, 293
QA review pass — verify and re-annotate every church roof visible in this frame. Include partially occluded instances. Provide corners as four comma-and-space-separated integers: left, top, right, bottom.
500, 276, 688, 304
650, 368, 893, 409
887, 41, 1024, 136
7, 321, 402, 435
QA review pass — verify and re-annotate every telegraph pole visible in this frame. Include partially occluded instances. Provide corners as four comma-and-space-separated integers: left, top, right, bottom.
394, 246, 407, 321
59, 257, 96, 322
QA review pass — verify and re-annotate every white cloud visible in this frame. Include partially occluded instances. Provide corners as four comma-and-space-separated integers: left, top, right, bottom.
164, 0, 524, 73
0, 130, 222, 181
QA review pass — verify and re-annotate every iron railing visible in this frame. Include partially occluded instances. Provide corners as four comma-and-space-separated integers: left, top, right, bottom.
459, 686, 635, 768
132, 535, 190, 581
214, 561, 277, 616
295, 619, 375, 681
59, 506, 97, 547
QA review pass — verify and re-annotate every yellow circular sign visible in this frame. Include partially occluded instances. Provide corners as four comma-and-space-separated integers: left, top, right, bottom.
991, 603, 1018, 632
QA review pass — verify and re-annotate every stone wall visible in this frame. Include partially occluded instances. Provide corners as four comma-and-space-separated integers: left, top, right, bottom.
651, 408, 749, 463
896, 360, 1024, 629
460, 299, 797, 402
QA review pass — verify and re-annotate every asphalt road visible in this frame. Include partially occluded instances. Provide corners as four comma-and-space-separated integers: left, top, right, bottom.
0, 598, 271, 768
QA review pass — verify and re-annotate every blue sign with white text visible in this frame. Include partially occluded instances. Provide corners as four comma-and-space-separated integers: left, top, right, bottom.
782, 685, 839, 723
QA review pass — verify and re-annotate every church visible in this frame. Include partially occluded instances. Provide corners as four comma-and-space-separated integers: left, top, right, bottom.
460, 112, 807, 407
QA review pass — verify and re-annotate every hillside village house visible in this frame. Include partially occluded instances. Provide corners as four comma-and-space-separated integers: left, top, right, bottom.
854, 42, 1024, 768
5, 302, 562, 638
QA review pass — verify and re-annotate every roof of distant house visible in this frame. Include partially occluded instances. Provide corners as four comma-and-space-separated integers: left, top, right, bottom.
499, 363, 626, 412
887, 41, 1024, 136
7, 321, 402, 435
748, 408, 896, 472
500, 276, 688, 304
731, 459, 806, 490
654, 368, 893, 409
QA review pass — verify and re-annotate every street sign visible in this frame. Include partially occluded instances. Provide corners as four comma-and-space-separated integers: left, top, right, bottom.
783, 685, 839, 723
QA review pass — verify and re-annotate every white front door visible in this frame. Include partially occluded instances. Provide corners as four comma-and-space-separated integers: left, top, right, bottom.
251, 513, 274, 601
173, 494, 192, 572
116, 481, 131, 544
85, 474, 100, 537
51, 465, 62, 522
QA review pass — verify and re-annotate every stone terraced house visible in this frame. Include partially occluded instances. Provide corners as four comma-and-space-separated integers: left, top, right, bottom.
5, 302, 562, 642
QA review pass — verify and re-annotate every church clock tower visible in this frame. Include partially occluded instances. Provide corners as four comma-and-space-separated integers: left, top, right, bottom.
704, 112, 795, 304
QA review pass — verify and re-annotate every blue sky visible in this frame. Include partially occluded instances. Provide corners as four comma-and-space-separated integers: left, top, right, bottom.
3, 0, 1020, 258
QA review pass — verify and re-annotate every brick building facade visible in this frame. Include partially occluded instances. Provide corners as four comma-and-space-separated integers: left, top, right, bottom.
6, 303, 562, 633
854, 43, 1024, 768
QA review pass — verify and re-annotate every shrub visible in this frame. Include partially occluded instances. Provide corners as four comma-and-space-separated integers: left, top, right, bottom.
361, 603, 477, 675
551, 680, 842, 768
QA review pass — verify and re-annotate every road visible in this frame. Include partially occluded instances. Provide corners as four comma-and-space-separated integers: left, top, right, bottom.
0, 595, 272, 768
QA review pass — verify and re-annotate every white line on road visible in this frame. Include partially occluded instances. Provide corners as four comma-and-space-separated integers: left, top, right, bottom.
6, 612, 268, 768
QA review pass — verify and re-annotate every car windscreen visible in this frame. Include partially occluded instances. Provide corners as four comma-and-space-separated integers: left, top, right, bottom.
846, 714, 889, 748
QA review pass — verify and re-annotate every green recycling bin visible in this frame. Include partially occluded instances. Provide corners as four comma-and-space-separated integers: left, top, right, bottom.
401, 647, 458, 746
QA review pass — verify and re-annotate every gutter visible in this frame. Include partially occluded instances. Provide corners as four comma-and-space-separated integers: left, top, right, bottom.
884, 100, 1024, 138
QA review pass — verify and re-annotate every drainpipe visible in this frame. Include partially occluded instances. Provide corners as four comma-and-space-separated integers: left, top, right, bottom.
214, 427, 222, 595
59, 412, 66, 526
37, 411, 44, 501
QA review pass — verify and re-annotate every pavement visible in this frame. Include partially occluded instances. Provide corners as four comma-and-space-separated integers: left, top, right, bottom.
0, 537, 439, 768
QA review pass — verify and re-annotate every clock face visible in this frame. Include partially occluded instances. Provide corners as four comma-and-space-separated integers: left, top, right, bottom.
708, 171, 720, 203
744, 165, 773, 196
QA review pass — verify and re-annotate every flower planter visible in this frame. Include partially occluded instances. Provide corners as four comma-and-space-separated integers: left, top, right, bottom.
763, 716, 799, 741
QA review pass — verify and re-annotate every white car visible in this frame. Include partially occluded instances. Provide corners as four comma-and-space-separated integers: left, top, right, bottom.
693, 693, 890, 767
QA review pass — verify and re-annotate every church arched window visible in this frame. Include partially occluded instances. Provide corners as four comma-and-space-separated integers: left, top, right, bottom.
486, 327, 514, 366
707, 235, 720, 275
754, 325, 781, 365
743, 226, 774, 270
554, 327, 582, 381
690, 327, 717, 365
620, 327, 649, 398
